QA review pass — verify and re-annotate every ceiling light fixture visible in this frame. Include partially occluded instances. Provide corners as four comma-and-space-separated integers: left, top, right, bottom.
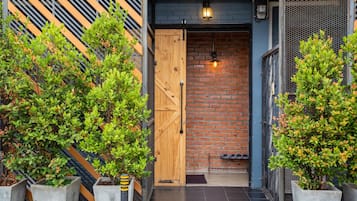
202, 0, 213, 20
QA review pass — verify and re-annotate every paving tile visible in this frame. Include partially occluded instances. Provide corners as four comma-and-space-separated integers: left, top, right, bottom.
249, 199, 269, 201
247, 192, 266, 199
225, 187, 248, 193
150, 187, 268, 201
151, 188, 186, 201
186, 190, 205, 201
284, 194, 292, 201
228, 198, 250, 201
227, 193, 249, 200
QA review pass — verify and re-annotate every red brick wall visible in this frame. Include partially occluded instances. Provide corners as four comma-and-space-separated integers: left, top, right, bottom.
186, 32, 250, 172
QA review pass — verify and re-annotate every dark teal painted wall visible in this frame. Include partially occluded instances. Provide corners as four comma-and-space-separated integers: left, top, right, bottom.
154, 1, 269, 188
251, 18, 269, 189
155, 1, 251, 24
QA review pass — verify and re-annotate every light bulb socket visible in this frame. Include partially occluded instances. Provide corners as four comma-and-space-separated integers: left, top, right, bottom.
210, 51, 219, 62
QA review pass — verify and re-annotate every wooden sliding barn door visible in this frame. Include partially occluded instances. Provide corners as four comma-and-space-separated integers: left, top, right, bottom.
154, 29, 186, 186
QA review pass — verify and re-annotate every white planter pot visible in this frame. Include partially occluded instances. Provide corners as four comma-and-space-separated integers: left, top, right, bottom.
31, 176, 81, 201
291, 180, 342, 201
93, 177, 134, 201
343, 183, 357, 201
0, 178, 27, 201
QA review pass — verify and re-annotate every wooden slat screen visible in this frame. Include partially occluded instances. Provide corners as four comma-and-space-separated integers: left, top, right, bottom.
6, 0, 144, 200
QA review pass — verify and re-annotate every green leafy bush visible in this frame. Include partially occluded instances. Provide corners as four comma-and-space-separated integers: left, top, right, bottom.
1, 21, 89, 186
0, 5, 21, 186
269, 31, 356, 190
341, 32, 357, 185
79, 4, 152, 184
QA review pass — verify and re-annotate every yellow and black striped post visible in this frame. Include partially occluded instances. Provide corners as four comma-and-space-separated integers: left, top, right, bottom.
120, 174, 130, 201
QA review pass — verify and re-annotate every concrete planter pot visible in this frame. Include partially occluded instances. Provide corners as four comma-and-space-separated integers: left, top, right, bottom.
291, 180, 342, 201
93, 177, 134, 201
31, 176, 81, 201
343, 183, 357, 201
0, 178, 27, 201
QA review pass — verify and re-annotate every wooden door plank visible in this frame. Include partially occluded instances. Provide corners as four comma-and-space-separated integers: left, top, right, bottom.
154, 29, 186, 186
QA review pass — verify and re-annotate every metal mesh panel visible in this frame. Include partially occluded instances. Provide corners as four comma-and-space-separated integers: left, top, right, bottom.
282, 0, 348, 92
262, 47, 280, 201
355, 0, 357, 19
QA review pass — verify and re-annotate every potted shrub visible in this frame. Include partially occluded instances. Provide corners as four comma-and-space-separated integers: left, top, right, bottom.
3, 22, 89, 201
269, 31, 355, 201
0, 46, 27, 201
0, 10, 27, 201
340, 31, 357, 201
79, 4, 152, 201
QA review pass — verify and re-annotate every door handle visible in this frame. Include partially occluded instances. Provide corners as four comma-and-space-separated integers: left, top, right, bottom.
180, 80, 184, 134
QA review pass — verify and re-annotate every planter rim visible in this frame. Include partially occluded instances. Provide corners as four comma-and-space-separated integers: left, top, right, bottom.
343, 183, 357, 188
291, 180, 341, 192
31, 176, 80, 189
0, 178, 27, 189
94, 176, 134, 186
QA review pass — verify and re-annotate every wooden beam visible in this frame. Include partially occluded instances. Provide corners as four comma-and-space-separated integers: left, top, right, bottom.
86, 0, 143, 55
26, 189, 33, 201
80, 184, 95, 201
10, 1, 142, 121
134, 180, 142, 196
87, 0, 144, 27
28, 0, 89, 58
58, 0, 143, 56
8, 2, 41, 36
116, 0, 142, 26
57, 0, 91, 28
68, 146, 100, 179
28, 0, 142, 80
86, 0, 106, 13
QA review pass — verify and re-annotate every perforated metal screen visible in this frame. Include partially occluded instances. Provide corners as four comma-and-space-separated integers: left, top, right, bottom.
355, 0, 357, 18
281, 0, 348, 93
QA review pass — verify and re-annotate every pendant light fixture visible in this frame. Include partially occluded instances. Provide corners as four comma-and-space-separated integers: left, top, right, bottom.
202, 0, 213, 20
211, 34, 219, 68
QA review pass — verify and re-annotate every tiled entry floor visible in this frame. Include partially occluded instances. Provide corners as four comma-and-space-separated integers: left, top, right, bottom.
186, 172, 249, 187
150, 187, 269, 201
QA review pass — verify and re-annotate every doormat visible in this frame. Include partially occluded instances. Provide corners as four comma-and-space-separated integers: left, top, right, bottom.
186, 174, 207, 184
